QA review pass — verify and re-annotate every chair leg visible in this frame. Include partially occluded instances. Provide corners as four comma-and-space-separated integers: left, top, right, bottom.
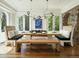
5, 40, 8, 46
5, 40, 13, 46
60, 41, 64, 47
14, 40, 16, 47
71, 42, 73, 47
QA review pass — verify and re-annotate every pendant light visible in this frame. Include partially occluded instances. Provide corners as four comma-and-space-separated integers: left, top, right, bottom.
27, 0, 32, 16
44, 0, 49, 18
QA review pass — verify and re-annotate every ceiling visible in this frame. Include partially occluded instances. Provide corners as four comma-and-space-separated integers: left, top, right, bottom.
3, 0, 79, 13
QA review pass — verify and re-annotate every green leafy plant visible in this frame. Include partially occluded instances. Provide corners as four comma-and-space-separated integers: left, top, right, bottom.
55, 16, 59, 31
48, 16, 53, 31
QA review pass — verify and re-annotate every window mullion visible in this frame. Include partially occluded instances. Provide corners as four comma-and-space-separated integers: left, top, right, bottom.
53, 16, 55, 32
23, 15, 25, 31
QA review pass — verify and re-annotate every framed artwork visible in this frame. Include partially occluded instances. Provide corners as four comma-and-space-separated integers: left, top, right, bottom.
35, 17, 42, 29
68, 15, 76, 25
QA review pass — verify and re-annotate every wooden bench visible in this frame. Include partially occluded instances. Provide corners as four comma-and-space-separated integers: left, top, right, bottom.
16, 39, 60, 52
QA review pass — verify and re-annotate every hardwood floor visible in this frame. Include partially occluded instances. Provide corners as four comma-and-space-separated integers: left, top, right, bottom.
0, 43, 79, 58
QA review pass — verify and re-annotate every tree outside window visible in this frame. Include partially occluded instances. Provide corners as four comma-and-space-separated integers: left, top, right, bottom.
1, 12, 6, 32
47, 15, 53, 31
55, 16, 60, 31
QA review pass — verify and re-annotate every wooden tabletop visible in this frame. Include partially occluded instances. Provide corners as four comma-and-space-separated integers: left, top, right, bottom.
16, 39, 60, 44
20, 33, 61, 36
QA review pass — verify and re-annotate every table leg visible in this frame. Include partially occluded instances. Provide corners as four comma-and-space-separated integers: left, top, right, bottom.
16, 43, 21, 52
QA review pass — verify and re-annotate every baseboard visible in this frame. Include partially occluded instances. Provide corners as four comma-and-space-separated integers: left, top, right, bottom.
0, 42, 5, 44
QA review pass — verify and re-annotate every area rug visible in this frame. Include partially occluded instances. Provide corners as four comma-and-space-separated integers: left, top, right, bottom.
0, 46, 13, 54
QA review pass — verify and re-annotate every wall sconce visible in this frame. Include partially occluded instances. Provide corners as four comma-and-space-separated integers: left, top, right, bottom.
30, 0, 32, 2
27, 11, 30, 16
46, 0, 48, 2
50, 12, 54, 16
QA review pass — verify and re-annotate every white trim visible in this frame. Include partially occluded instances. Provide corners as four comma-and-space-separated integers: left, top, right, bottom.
0, 0, 16, 13
53, 16, 55, 32
23, 15, 25, 31
59, 15, 61, 31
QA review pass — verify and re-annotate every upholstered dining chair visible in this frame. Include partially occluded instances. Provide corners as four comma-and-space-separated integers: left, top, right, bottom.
55, 26, 74, 47
5, 26, 23, 46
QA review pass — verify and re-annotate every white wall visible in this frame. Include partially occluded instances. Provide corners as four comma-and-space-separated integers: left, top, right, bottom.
8, 13, 16, 26
62, 0, 79, 13
0, 2, 16, 43
0, 10, 7, 43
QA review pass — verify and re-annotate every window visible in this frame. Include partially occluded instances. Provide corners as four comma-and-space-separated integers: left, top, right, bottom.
18, 14, 61, 32
18, 15, 30, 31
1, 12, 6, 32
19, 16, 23, 31
55, 16, 60, 31
25, 15, 29, 31
47, 15, 60, 32
47, 15, 53, 31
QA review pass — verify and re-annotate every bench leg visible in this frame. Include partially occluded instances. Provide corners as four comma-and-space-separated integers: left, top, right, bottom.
53, 43, 60, 52
52, 44, 56, 50
56, 43, 60, 52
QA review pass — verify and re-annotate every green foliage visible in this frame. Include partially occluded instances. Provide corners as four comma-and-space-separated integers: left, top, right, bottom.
55, 16, 59, 31
47, 16, 53, 31
1, 12, 6, 32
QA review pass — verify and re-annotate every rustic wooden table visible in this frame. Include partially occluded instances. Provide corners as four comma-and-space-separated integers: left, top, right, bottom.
16, 39, 60, 52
